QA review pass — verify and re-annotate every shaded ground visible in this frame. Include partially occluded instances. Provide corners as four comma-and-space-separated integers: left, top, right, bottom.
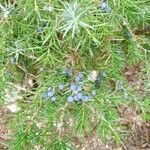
0, 108, 11, 150
118, 105, 150, 150
71, 104, 150, 150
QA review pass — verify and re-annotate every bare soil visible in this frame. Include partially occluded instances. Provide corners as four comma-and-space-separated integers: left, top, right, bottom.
0, 108, 11, 150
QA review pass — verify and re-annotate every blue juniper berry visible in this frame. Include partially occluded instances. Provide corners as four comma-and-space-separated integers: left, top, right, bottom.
41, 92, 48, 99
47, 90, 54, 97
76, 85, 82, 92
51, 96, 56, 102
41, 87, 56, 101
62, 68, 73, 77
48, 87, 54, 92
76, 93, 83, 99
82, 95, 90, 102
78, 73, 84, 79
67, 96, 74, 102
58, 84, 64, 90
70, 83, 77, 92
47, 87, 55, 99
75, 72, 84, 83
100, 0, 112, 13
73, 95, 79, 101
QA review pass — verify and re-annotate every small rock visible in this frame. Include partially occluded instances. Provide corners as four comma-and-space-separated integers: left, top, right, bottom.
6, 102, 20, 113
88, 70, 98, 82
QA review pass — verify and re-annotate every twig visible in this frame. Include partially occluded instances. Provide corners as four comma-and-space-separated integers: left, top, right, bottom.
16, 63, 37, 79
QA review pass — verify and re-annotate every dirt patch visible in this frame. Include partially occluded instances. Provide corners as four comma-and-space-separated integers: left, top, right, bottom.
72, 133, 117, 150
0, 108, 11, 150
118, 105, 150, 149
134, 26, 150, 36
123, 64, 145, 92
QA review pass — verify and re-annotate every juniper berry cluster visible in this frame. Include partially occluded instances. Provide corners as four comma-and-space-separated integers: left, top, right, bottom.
42, 87, 56, 101
100, 0, 112, 13
42, 69, 97, 103
67, 72, 96, 103
67, 90, 96, 103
